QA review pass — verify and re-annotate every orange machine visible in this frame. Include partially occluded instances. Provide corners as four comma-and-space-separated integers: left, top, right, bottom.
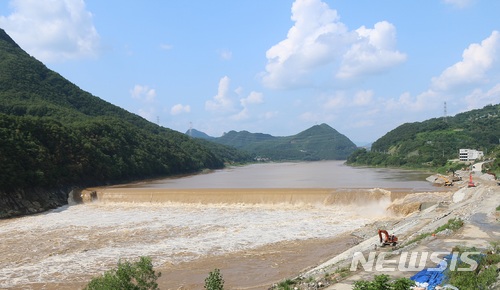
378, 229, 398, 246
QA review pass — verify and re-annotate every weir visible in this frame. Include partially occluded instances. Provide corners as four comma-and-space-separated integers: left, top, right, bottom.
80, 187, 405, 205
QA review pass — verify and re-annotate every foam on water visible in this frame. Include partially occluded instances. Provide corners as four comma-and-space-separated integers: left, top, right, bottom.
0, 200, 381, 288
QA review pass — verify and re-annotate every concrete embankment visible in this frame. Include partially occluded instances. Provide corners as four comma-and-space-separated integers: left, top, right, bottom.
290, 176, 500, 290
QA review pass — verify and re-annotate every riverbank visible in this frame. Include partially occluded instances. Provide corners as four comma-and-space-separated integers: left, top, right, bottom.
2, 171, 495, 290
278, 173, 500, 290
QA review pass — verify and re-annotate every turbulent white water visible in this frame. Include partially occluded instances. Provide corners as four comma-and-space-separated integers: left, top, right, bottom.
0, 200, 384, 288
0, 161, 434, 288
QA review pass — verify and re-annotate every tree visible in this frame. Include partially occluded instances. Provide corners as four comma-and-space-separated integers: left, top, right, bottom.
84, 256, 161, 290
204, 268, 225, 290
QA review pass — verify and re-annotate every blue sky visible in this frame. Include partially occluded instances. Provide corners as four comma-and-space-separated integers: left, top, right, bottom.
1, 0, 499, 144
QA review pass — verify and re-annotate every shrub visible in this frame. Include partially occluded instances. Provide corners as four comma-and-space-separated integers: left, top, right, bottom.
275, 279, 296, 290
84, 256, 161, 290
204, 268, 224, 290
445, 247, 500, 289
353, 274, 415, 290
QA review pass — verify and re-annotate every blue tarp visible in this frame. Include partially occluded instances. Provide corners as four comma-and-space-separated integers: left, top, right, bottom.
410, 268, 445, 290
410, 254, 453, 290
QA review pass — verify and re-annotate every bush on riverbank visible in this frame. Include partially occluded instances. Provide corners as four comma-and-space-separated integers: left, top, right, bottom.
353, 275, 415, 290
204, 268, 225, 290
84, 256, 161, 290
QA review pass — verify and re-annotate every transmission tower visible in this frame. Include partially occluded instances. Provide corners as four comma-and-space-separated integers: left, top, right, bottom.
443, 102, 447, 123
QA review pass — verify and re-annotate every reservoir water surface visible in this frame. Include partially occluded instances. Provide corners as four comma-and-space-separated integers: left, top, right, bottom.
125, 161, 436, 191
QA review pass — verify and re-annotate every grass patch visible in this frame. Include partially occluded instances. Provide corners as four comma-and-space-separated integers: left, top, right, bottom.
433, 217, 464, 233
404, 218, 464, 247
405, 232, 432, 246
334, 266, 350, 278
275, 279, 296, 290
496, 204, 500, 211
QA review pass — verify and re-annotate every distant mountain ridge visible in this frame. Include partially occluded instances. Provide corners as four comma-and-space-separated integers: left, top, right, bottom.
186, 123, 357, 161
186, 128, 215, 140
346, 103, 500, 170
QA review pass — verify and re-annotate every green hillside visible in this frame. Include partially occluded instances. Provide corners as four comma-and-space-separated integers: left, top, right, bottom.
0, 28, 250, 217
201, 123, 357, 161
346, 104, 500, 173
216, 130, 276, 149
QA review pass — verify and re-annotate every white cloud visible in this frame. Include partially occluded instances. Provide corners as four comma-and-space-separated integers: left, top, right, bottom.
130, 85, 156, 103
463, 83, 500, 110
442, 0, 474, 9
337, 21, 407, 79
324, 93, 346, 109
378, 30, 500, 125
321, 90, 373, 110
206, 77, 264, 122
262, 0, 350, 89
232, 91, 264, 121
231, 108, 249, 121
240, 91, 263, 107
205, 76, 235, 112
386, 90, 442, 112
170, 104, 191, 115
0, 0, 100, 62
262, 0, 405, 89
431, 31, 500, 91
353, 90, 373, 106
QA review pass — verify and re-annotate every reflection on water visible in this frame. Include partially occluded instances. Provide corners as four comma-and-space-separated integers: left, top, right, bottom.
130, 161, 434, 191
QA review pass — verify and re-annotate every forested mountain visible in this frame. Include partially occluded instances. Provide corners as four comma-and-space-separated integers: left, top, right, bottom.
0, 29, 251, 218
346, 104, 500, 170
189, 124, 358, 161
185, 128, 215, 140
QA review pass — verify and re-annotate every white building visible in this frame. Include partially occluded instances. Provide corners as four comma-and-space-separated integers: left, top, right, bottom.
459, 149, 484, 161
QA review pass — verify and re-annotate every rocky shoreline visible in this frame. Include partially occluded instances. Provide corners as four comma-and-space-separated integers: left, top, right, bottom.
0, 188, 70, 218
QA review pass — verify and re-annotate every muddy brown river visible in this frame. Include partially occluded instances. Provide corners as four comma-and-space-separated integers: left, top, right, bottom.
0, 161, 439, 289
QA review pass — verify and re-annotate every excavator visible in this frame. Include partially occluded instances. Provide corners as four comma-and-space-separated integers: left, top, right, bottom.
378, 229, 398, 246
434, 174, 453, 186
